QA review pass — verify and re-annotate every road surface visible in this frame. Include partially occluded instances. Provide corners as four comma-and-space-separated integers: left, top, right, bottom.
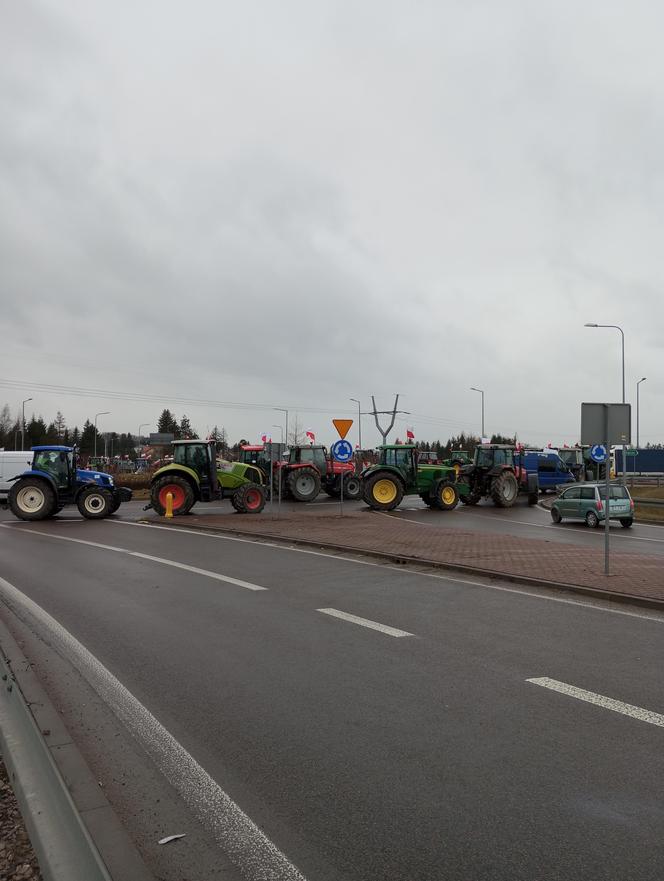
1, 513, 664, 880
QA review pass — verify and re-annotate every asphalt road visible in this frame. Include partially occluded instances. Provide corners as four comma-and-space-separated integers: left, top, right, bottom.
2, 515, 664, 881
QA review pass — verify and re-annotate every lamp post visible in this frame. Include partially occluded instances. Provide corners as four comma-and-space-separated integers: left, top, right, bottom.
584, 323, 626, 482
470, 388, 485, 439
273, 408, 289, 446
21, 398, 33, 451
637, 377, 647, 448
94, 411, 110, 459
272, 423, 284, 443
350, 398, 362, 450
138, 423, 149, 457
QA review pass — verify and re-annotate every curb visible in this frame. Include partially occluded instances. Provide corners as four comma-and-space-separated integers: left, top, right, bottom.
150, 518, 664, 613
0, 616, 153, 881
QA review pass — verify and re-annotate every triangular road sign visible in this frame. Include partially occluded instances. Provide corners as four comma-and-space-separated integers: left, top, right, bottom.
332, 419, 353, 439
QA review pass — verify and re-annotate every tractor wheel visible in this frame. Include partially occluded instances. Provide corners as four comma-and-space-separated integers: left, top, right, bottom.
490, 471, 519, 508
363, 472, 404, 511
151, 476, 195, 516
431, 480, 459, 511
287, 467, 321, 502
231, 483, 266, 514
77, 487, 113, 519
109, 496, 121, 515
459, 482, 481, 505
324, 477, 340, 498
9, 479, 56, 521
341, 474, 362, 500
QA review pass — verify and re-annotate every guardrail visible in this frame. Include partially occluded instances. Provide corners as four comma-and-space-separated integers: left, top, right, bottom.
0, 650, 112, 881
633, 497, 664, 507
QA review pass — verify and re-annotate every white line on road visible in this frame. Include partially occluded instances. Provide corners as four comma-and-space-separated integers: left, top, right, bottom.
317, 608, 414, 637
527, 677, 664, 728
0, 575, 305, 881
0, 524, 267, 591
102, 520, 664, 625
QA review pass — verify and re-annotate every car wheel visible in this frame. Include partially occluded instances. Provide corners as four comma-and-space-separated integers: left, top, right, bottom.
585, 511, 599, 529
551, 507, 562, 523
620, 518, 633, 528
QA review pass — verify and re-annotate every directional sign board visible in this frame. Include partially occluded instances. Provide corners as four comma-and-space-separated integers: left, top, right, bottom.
331, 439, 353, 462
581, 403, 631, 446
332, 419, 353, 439
589, 444, 607, 463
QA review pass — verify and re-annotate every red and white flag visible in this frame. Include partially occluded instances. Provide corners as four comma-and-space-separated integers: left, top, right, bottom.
406, 427, 415, 440
306, 429, 315, 443
261, 432, 271, 443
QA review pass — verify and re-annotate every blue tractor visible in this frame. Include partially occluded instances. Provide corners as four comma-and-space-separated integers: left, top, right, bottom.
7, 446, 132, 521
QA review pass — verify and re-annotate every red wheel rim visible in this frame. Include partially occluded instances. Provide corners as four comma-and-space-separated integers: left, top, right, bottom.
244, 488, 262, 511
158, 484, 186, 510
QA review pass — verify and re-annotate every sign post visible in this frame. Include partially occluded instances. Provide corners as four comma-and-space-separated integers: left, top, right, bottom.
581, 403, 631, 576
331, 420, 354, 517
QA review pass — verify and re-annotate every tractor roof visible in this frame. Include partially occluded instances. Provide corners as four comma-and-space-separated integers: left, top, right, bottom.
171, 439, 213, 445
479, 444, 514, 450
379, 444, 416, 450
32, 445, 73, 452
241, 445, 264, 451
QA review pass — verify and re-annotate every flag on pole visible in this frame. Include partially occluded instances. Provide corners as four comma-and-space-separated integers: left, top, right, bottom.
306, 430, 315, 443
406, 427, 415, 440
261, 432, 271, 443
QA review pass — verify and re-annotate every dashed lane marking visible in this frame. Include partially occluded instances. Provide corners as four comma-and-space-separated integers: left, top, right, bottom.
527, 677, 664, 728
317, 608, 414, 638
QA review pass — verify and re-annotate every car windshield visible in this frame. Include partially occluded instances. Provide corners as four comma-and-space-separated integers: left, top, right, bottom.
598, 485, 629, 500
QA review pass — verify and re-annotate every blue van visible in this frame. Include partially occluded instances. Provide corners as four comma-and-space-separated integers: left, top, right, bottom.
516, 450, 575, 492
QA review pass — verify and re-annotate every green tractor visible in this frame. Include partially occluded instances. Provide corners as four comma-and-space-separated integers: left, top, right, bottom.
148, 440, 266, 515
457, 444, 537, 507
361, 445, 468, 511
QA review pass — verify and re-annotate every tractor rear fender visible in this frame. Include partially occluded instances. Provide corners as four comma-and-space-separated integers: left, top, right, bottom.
11, 471, 58, 492
150, 464, 201, 499
362, 465, 406, 483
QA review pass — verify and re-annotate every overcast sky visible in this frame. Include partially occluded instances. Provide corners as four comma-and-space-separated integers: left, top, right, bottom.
2, 0, 663, 448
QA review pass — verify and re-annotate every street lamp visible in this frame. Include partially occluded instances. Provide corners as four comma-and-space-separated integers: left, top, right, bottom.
138, 423, 149, 455
637, 377, 647, 448
272, 423, 284, 443
585, 323, 626, 482
21, 398, 33, 451
273, 408, 289, 446
350, 398, 362, 450
94, 411, 110, 459
470, 388, 485, 439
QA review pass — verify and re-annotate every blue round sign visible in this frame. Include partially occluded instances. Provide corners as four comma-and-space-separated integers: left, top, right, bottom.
589, 444, 608, 463
331, 439, 353, 462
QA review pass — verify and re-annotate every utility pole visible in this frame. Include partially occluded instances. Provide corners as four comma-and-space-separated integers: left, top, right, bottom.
370, 395, 410, 445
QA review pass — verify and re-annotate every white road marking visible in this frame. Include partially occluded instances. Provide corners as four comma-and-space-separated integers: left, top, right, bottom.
317, 608, 414, 638
527, 677, 664, 729
0, 575, 305, 881
102, 520, 664, 624
0, 524, 266, 591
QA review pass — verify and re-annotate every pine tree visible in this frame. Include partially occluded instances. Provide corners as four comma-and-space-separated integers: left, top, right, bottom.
0, 404, 12, 448
54, 411, 66, 440
157, 409, 178, 435
178, 415, 198, 439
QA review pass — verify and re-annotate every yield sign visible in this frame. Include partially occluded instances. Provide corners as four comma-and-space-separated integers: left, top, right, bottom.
332, 419, 353, 439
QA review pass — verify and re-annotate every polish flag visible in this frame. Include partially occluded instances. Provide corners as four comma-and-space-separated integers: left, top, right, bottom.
406, 427, 415, 440
261, 433, 271, 443
306, 430, 315, 443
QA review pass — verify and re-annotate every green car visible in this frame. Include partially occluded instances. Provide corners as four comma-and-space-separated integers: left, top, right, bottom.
550, 483, 634, 528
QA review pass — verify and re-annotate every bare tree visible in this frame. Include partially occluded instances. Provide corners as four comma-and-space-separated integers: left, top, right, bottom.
288, 413, 306, 446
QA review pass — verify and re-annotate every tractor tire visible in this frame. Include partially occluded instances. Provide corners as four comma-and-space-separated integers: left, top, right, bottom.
459, 482, 481, 505
9, 478, 56, 521
287, 467, 321, 502
324, 476, 340, 498
527, 474, 539, 506
490, 471, 519, 508
231, 483, 266, 514
341, 474, 362, 500
109, 497, 121, 515
430, 480, 459, 511
363, 472, 404, 511
151, 476, 195, 516
77, 487, 113, 519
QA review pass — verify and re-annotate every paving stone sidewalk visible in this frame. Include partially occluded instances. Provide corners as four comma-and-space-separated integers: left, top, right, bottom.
156, 509, 664, 602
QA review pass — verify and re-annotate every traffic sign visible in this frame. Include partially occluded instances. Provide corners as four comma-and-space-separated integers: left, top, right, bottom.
331, 439, 353, 462
625, 448, 639, 457
332, 419, 353, 439
589, 444, 608, 463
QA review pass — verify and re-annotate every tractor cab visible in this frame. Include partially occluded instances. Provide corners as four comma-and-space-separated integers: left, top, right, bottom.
473, 444, 515, 473
172, 440, 219, 501
289, 445, 328, 474
377, 444, 417, 480
33, 447, 75, 491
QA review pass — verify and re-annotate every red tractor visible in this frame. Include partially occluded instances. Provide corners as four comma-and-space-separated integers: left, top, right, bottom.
276, 445, 361, 502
